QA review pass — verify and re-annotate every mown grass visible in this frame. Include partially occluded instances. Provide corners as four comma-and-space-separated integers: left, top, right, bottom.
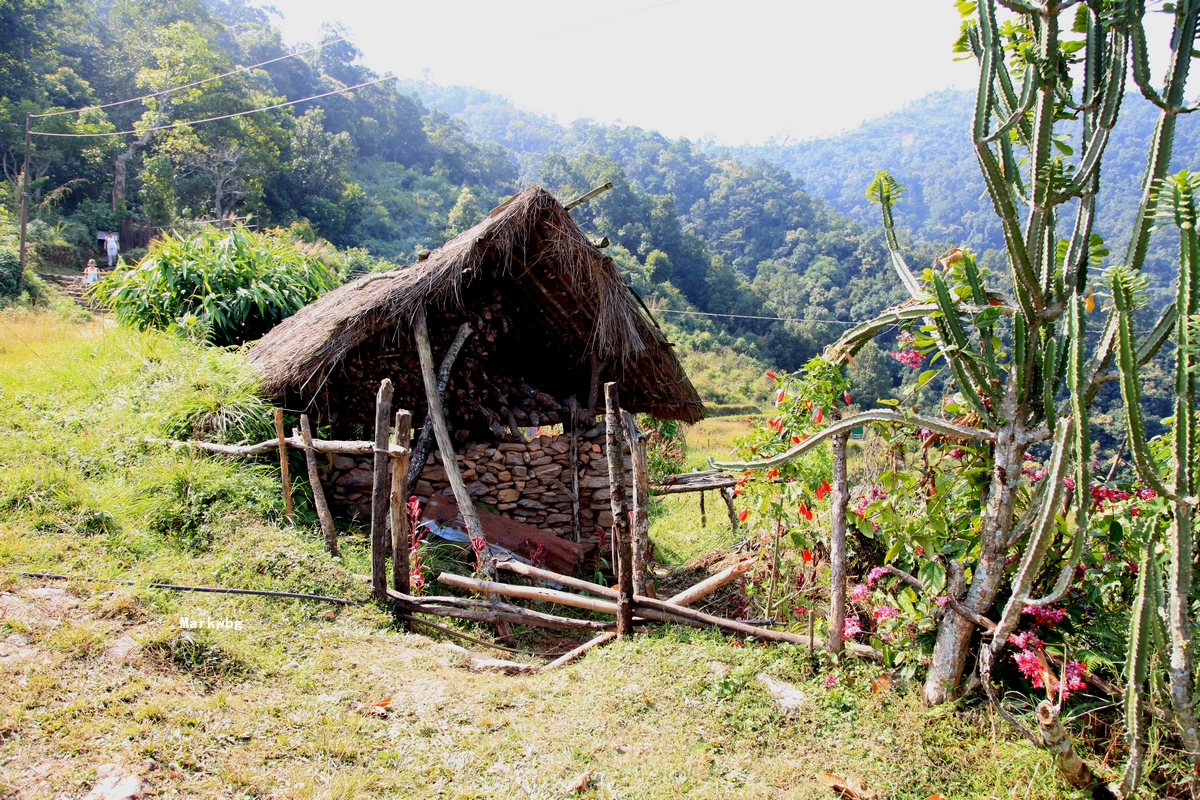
0, 309, 1089, 799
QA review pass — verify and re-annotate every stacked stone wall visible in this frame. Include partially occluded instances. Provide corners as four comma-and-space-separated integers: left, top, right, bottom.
319, 425, 632, 543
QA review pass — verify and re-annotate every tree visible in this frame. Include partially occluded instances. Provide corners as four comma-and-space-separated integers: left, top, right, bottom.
715, 2, 1197, 794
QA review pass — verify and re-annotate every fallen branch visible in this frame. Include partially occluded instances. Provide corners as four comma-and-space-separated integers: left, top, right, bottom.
541, 632, 617, 672
389, 589, 614, 632
665, 560, 751, 607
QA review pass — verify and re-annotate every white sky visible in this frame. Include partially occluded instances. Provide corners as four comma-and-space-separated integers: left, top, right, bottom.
258, 0, 1177, 146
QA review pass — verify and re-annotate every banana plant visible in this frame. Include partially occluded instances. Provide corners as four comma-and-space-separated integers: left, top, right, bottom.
714, 0, 1198, 793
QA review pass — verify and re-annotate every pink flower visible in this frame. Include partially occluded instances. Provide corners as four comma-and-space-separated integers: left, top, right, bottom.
891, 348, 923, 369
873, 605, 900, 620
1137, 488, 1156, 500
934, 595, 950, 607
824, 673, 838, 688
866, 566, 889, 586
1013, 649, 1043, 682
1008, 630, 1043, 650
948, 448, 966, 459
850, 583, 870, 601
1022, 606, 1066, 626
842, 615, 862, 639
914, 544, 925, 557
1062, 476, 1075, 490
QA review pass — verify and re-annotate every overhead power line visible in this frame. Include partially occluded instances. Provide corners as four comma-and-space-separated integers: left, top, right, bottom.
30, 75, 398, 138
655, 308, 859, 326
32, 39, 345, 119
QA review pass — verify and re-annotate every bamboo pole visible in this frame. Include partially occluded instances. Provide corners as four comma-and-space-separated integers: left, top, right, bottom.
391, 409, 413, 594
298, 414, 337, 556
370, 379, 394, 601
605, 383, 634, 636
622, 411, 653, 597
273, 408, 294, 524
541, 632, 617, 672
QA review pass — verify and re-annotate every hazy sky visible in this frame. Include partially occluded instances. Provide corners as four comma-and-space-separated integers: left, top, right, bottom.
257, 1, 1174, 146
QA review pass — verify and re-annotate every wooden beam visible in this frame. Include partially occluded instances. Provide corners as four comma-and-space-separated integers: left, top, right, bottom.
541, 632, 617, 672
370, 379, 394, 601
563, 181, 614, 210
150, 436, 378, 456
273, 408, 293, 524
298, 414, 337, 556
605, 383, 634, 636
404, 323, 472, 500
622, 411, 653, 597
664, 560, 751, 608
390, 409, 413, 595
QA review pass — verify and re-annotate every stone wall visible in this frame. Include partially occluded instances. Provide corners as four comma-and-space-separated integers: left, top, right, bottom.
319, 424, 632, 544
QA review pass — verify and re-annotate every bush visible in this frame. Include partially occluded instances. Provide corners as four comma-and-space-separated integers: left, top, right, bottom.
94, 225, 336, 346
0, 247, 19, 298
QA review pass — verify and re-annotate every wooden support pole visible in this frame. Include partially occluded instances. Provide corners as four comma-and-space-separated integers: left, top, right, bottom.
404, 323, 472, 499
699, 490, 706, 528
414, 308, 483, 542
622, 411, 653, 597
390, 409, 413, 594
273, 408, 293, 524
370, 379, 394, 601
721, 486, 738, 534
298, 414, 337, 556
569, 397, 581, 543
150, 436, 377, 456
541, 632, 617, 672
586, 353, 603, 419
827, 410, 850, 654
605, 383, 634, 637
664, 560, 751, 608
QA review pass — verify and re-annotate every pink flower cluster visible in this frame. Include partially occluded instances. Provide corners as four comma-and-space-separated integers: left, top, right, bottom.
866, 566, 890, 586
934, 595, 951, 607
853, 485, 887, 518
1022, 605, 1066, 626
948, 448, 967, 459
891, 348, 923, 369
1090, 484, 1131, 508
824, 673, 839, 688
1012, 643, 1086, 697
873, 605, 900, 620
850, 583, 870, 601
843, 615, 862, 639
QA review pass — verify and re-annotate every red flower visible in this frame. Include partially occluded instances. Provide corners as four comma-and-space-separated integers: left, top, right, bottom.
776, 388, 786, 403
766, 468, 778, 479
816, 481, 831, 501
805, 400, 813, 410
766, 370, 777, 380
792, 435, 801, 444
801, 549, 813, 562
799, 503, 813, 521
737, 509, 749, 523
813, 408, 824, 424
844, 391, 852, 404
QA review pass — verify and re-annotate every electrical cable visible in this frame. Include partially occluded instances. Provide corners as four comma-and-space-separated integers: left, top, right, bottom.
31, 39, 345, 119
30, 75, 397, 138
654, 308, 858, 325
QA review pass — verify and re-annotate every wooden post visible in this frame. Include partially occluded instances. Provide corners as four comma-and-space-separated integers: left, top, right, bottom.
622, 411, 652, 598
298, 414, 337, 556
390, 409, 413, 594
605, 383, 634, 637
827, 409, 849, 654
721, 487, 738, 534
699, 490, 707, 528
370, 379, 394, 601
569, 397, 581, 543
273, 408, 293, 524
404, 323, 472, 499
413, 308, 484, 542
586, 353, 603, 419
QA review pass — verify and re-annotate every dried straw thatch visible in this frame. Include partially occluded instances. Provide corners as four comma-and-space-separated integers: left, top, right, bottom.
247, 186, 704, 427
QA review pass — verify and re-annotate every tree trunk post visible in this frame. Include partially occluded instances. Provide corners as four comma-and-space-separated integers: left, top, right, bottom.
699, 490, 706, 528
721, 487, 738, 534
370, 379, 394, 601
605, 383, 635, 637
827, 411, 850, 654
390, 409, 413, 595
298, 414, 336, 556
569, 397, 581, 543
273, 407, 293, 524
404, 323, 472, 499
622, 411, 653, 597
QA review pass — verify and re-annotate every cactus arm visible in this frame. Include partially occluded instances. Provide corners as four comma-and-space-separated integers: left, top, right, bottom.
964, 255, 1001, 381
708, 410, 994, 471
1126, 0, 1168, 110
1109, 539, 1156, 799
1041, 335, 1058, 436
976, 143, 1041, 321
990, 418, 1075, 649
1112, 269, 1172, 498
1136, 303, 1178, 367
932, 272, 1000, 405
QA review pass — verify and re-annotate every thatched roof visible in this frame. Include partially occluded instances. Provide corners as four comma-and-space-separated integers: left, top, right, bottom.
247, 186, 704, 424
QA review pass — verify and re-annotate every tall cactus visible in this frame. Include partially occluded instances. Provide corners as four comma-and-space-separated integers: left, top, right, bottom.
1110, 170, 1200, 793
712, 0, 1198, 793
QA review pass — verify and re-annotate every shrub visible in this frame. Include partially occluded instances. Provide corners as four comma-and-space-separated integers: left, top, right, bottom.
0, 247, 19, 298
94, 224, 336, 345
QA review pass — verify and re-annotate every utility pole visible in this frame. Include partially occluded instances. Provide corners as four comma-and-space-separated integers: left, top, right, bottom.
16, 112, 31, 296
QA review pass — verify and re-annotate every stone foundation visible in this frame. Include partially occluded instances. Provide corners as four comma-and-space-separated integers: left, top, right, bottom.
320, 424, 632, 545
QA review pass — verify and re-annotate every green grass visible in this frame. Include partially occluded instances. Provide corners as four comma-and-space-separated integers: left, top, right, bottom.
0, 309, 1090, 799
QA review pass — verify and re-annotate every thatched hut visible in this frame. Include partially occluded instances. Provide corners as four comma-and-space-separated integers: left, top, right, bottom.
247, 186, 703, 540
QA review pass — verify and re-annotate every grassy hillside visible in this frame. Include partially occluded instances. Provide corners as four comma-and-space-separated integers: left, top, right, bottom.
0, 309, 1078, 798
